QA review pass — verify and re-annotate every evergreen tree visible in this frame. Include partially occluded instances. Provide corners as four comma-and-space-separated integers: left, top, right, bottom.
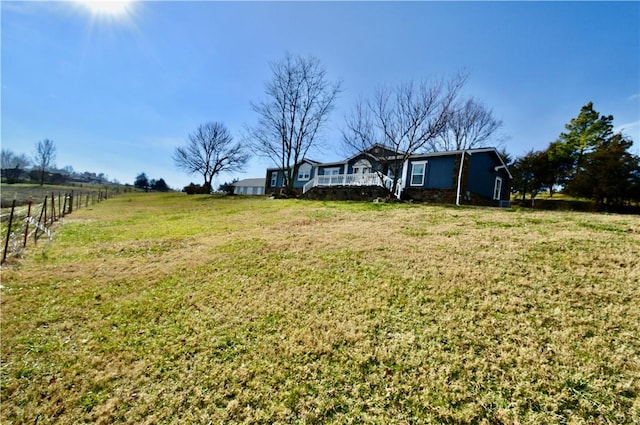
568, 133, 639, 207
134, 172, 150, 191
151, 178, 170, 192
558, 102, 614, 182
555, 102, 639, 207
511, 150, 545, 202
218, 179, 239, 195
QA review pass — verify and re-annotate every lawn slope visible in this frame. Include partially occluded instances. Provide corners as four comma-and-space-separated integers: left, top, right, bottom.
2, 193, 639, 424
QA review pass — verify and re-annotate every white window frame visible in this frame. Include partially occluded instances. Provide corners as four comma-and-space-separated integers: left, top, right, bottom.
324, 167, 340, 176
493, 176, 503, 200
410, 161, 427, 186
297, 163, 312, 181
270, 172, 278, 187
352, 159, 372, 175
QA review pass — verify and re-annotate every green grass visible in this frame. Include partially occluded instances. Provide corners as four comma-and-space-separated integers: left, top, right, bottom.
1, 193, 639, 424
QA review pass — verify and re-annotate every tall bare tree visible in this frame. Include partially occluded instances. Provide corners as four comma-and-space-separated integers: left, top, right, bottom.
247, 54, 341, 194
33, 139, 56, 186
174, 122, 249, 193
342, 73, 466, 196
433, 97, 503, 151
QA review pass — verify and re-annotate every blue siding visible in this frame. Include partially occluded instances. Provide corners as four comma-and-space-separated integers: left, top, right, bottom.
407, 156, 456, 189
426, 156, 456, 188
268, 170, 283, 188
268, 162, 318, 189
467, 152, 506, 199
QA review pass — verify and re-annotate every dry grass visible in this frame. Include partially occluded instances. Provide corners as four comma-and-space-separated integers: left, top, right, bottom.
1, 193, 639, 424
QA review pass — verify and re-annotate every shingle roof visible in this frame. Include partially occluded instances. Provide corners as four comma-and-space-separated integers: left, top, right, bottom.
232, 178, 266, 187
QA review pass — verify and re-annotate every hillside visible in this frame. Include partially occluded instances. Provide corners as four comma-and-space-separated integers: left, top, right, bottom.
1, 193, 639, 423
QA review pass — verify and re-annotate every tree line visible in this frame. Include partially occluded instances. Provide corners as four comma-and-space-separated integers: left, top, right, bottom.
510, 102, 639, 208
2, 139, 113, 186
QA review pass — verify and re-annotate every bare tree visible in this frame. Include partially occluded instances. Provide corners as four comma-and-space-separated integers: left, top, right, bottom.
1, 149, 31, 184
342, 73, 466, 196
33, 139, 56, 186
246, 53, 341, 194
433, 97, 503, 151
173, 122, 248, 193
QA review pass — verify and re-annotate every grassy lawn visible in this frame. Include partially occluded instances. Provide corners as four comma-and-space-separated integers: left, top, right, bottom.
1, 193, 639, 424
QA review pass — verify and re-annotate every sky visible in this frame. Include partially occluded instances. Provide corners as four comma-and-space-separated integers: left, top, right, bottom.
2, 1, 639, 190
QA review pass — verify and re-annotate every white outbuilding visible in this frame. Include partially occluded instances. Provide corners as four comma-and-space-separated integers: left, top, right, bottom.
232, 178, 266, 195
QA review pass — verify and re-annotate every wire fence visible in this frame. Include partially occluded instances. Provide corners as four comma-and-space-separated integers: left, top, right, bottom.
1, 189, 114, 264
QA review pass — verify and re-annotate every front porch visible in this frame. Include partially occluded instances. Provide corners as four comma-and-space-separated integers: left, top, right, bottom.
302, 172, 402, 198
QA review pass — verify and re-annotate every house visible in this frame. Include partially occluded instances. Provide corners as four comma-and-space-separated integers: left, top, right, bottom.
265, 159, 321, 193
265, 145, 512, 206
232, 178, 266, 195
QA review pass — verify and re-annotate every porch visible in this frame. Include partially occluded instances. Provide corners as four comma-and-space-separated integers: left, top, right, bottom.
302, 172, 402, 198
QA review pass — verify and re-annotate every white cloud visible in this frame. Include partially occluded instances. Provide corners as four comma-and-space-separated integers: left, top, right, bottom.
615, 120, 640, 143
615, 120, 639, 131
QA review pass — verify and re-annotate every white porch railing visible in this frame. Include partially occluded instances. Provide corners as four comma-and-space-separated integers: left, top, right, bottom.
303, 172, 404, 199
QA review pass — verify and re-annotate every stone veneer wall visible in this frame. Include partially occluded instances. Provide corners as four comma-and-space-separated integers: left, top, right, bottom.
301, 186, 391, 201
401, 188, 496, 206
300, 185, 497, 206
401, 188, 457, 204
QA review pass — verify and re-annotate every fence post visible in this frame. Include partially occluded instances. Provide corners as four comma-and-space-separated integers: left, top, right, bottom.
23, 200, 32, 248
69, 191, 74, 214
51, 192, 56, 225
35, 196, 47, 244
2, 200, 16, 264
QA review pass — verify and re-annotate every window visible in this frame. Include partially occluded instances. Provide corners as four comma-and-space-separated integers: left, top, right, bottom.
270, 172, 277, 187
297, 163, 312, 181
493, 177, 503, 200
324, 167, 340, 176
410, 161, 427, 186
352, 159, 372, 175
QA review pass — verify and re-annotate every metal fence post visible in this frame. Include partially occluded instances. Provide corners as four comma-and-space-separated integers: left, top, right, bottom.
23, 200, 32, 248
2, 200, 16, 264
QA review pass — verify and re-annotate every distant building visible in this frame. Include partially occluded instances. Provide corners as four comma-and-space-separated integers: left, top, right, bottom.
232, 178, 266, 195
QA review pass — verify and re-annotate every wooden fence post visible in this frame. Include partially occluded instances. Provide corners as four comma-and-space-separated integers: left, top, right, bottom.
2, 200, 16, 264
69, 191, 74, 214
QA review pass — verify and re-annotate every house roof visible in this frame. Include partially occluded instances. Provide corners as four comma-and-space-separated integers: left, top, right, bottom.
263, 147, 512, 179
266, 158, 321, 172
232, 178, 266, 187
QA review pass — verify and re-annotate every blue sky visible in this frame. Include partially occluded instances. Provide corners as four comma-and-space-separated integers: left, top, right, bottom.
2, 1, 639, 189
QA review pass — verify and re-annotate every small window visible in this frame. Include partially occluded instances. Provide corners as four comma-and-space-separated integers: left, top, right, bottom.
410, 162, 427, 186
270, 172, 277, 187
493, 177, 503, 200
